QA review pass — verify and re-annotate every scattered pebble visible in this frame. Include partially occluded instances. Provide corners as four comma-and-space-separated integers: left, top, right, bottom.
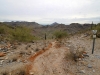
93, 69, 95, 72
79, 70, 85, 74
87, 64, 92, 68
95, 55, 100, 59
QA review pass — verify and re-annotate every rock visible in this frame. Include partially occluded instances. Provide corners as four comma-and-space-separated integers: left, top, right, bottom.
79, 61, 88, 66
2, 48, 8, 52
31, 41, 34, 43
12, 46, 17, 49
0, 64, 2, 66
90, 59, 95, 62
93, 69, 95, 72
0, 52, 6, 57
83, 54, 89, 57
79, 70, 85, 74
30, 70, 34, 75
0, 48, 1, 50
0, 41, 6, 45
0, 60, 4, 65
30, 72, 34, 75
26, 44, 31, 48
87, 64, 92, 68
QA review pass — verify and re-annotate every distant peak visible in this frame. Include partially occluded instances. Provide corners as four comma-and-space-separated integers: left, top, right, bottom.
51, 22, 59, 26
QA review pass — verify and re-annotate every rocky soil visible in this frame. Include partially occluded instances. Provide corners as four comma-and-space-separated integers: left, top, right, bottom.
0, 33, 100, 75
67, 34, 100, 75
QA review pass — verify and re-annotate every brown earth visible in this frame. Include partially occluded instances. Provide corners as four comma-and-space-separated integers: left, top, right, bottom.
0, 33, 100, 75
26, 34, 100, 75
0, 52, 6, 57
26, 41, 77, 75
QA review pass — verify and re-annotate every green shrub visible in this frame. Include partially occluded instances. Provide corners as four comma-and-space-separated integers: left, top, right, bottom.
0, 24, 11, 34
92, 23, 100, 38
11, 26, 34, 42
0, 23, 37, 42
53, 30, 68, 40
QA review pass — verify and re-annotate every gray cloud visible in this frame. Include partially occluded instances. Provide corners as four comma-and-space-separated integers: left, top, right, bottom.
0, 0, 100, 24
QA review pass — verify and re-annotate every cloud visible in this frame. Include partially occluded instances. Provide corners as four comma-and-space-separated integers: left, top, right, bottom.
0, 0, 100, 24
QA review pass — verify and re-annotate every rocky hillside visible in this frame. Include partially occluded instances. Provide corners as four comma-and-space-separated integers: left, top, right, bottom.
34, 23, 92, 39
1, 22, 92, 40
3, 22, 92, 33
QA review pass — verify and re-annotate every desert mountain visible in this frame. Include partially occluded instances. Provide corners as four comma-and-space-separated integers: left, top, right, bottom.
2, 21, 92, 39
3, 21, 42, 28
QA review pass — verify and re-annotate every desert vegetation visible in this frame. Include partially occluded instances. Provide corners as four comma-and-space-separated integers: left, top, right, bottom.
53, 30, 68, 39
92, 23, 100, 38
0, 23, 37, 42
0, 22, 100, 75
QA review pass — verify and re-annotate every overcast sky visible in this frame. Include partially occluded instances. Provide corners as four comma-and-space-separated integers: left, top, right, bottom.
0, 0, 100, 24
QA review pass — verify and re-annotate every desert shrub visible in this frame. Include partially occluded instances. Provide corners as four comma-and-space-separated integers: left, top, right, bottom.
92, 24, 100, 31
11, 26, 35, 42
92, 23, 100, 38
53, 30, 68, 40
68, 45, 86, 62
0, 24, 12, 34
96, 25, 100, 38
0, 23, 37, 42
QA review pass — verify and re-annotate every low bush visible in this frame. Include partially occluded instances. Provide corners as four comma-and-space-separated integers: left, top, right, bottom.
92, 23, 100, 38
68, 45, 86, 62
53, 30, 68, 40
0, 23, 37, 42
11, 26, 35, 42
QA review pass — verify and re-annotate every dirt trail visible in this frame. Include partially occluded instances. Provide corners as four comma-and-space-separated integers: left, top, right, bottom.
28, 42, 52, 62
26, 34, 100, 75
27, 41, 76, 75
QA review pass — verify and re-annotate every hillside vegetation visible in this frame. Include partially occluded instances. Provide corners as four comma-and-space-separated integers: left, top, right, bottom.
0, 23, 36, 42
1, 22, 100, 42
0, 22, 100, 75
92, 23, 100, 38
53, 30, 68, 39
